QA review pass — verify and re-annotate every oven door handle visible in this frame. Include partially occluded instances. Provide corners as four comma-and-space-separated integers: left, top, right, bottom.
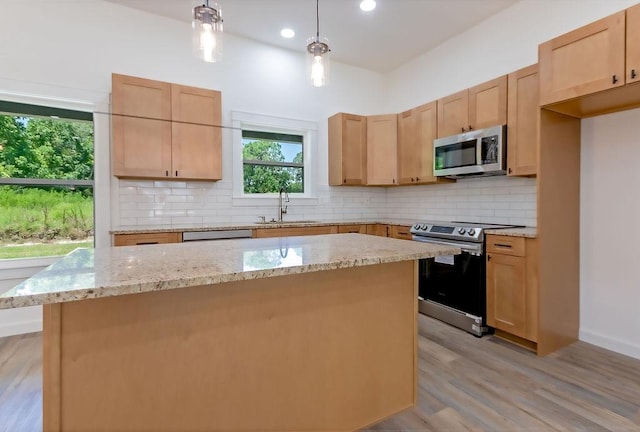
411, 236, 483, 255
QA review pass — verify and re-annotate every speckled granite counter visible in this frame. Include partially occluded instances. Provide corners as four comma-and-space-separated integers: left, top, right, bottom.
485, 227, 537, 238
110, 219, 418, 235
0, 233, 459, 309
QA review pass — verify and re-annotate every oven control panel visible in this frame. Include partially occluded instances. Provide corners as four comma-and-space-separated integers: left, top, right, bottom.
410, 223, 483, 242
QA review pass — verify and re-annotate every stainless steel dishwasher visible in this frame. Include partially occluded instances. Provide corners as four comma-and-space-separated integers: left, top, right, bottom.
182, 230, 253, 242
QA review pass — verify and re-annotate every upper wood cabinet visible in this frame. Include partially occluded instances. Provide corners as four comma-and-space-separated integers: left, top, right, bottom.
627, 4, 640, 84
507, 64, 539, 177
112, 74, 172, 178
112, 73, 222, 181
539, 11, 626, 106
437, 76, 507, 138
171, 84, 222, 180
366, 114, 398, 186
397, 101, 441, 185
437, 89, 469, 138
328, 113, 367, 186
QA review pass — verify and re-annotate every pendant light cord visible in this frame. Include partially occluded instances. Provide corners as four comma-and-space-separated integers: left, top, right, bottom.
316, 0, 320, 40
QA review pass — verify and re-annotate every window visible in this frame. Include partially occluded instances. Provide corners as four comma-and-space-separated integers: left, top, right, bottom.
0, 101, 94, 260
232, 111, 317, 201
242, 130, 304, 193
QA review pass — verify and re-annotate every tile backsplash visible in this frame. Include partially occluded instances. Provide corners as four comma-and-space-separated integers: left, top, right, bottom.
115, 176, 536, 228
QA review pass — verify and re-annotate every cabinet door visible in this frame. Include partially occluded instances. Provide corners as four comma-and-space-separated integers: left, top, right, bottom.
112, 74, 172, 178
507, 65, 539, 176
539, 11, 625, 106
626, 4, 640, 84
366, 224, 388, 237
469, 75, 507, 131
414, 101, 439, 184
437, 89, 468, 138
486, 253, 527, 339
366, 115, 398, 185
171, 84, 222, 180
113, 232, 182, 246
397, 110, 418, 184
328, 113, 366, 185
398, 102, 439, 185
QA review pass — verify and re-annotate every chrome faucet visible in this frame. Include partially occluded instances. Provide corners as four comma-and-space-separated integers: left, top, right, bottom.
278, 186, 290, 222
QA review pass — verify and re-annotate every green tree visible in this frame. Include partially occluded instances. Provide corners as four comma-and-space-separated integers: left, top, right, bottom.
288, 151, 304, 193
243, 140, 293, 193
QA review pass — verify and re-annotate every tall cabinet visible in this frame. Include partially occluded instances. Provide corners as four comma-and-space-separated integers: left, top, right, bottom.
328, 113, 367, 185
112, 73, 222, 181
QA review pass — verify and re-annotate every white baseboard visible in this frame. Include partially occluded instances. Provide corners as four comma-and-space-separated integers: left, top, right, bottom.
579, 328, 640, 360
0, 306, 42, 338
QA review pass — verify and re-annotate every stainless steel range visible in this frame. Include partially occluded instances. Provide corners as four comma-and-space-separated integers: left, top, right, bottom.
410, 221, 517, 337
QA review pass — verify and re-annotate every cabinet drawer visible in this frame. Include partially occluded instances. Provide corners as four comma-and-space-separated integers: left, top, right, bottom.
113, 232, 182, 246
486, 235, 525, 256
338, 224, 366, 234
389, 225, 412, 240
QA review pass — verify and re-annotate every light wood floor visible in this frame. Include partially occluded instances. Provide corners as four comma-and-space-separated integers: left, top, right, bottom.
1, 315, 639, 432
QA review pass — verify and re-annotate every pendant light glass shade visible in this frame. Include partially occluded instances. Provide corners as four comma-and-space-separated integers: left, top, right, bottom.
192, 1, 223, 63
307, 0, 330, 87
307, 37, 330, 87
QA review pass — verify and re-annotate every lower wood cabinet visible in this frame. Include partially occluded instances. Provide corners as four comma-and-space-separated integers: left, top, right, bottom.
113, 232, 182, 246
486, 235, 538, 349
388, 225, 412, 240
253, 226, 339, 238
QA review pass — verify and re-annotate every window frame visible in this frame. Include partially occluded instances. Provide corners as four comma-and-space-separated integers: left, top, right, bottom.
0, 92, 110, 250
232, 111, 318, 205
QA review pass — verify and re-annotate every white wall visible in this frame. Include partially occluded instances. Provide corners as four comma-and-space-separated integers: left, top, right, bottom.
386, 0, 640, 359
580, 109, 640, 359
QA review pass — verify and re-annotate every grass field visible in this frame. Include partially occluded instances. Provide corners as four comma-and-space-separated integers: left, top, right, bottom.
0, 187, 94, 259
0, 241, 93, 259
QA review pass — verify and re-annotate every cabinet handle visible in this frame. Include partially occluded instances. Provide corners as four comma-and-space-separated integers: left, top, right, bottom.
416, 177, 420, 181
343, 179, 346, 184
411, 177, 415, 182
461, 127, 466, 133
487, 254, 491, 261
165, 170, 169, 177
612, 74, 618, 84
175, 170, 178, 177
508, 168, 512, 174
495, 243, 512, 248
468, 125, 473, 131
393, 178, 396, 183
632, 69, 637, 79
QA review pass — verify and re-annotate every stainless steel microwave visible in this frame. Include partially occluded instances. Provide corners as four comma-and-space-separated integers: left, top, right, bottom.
433, 125, 507, 178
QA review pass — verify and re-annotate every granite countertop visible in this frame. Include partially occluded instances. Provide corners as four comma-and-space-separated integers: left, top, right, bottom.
485, 227, 537, 238
0, 234, 459, 310
110, 219, 418, 235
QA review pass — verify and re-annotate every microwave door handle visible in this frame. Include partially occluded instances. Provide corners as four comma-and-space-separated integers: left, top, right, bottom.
476, 137, 482, 165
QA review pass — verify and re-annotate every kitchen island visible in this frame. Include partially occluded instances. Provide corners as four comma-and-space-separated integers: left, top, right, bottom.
0, 234, 459, 432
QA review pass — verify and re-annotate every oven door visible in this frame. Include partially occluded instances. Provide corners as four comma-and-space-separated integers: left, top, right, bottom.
413, 237, 485, 318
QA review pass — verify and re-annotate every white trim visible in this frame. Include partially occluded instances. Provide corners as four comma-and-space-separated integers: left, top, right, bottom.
0, 90, 95, 112
0, 306, 42, 338
580, 328, 640, 360
231, 110, 318, 201
0, 256, 58, 271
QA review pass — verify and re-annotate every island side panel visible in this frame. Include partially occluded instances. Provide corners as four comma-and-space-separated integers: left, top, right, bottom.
44, 261, 417, 432
42, 304, 61, 432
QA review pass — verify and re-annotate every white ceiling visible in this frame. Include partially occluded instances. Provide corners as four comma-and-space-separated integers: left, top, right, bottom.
106, 0, 520, 73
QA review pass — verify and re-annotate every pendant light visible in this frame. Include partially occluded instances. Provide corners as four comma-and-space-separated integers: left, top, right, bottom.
306, 0, 330, 87
192, 0, 223, 63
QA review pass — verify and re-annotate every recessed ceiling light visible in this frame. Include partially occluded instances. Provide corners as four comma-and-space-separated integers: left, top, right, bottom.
360, 0, 376, 12
281, 28, 295, 38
